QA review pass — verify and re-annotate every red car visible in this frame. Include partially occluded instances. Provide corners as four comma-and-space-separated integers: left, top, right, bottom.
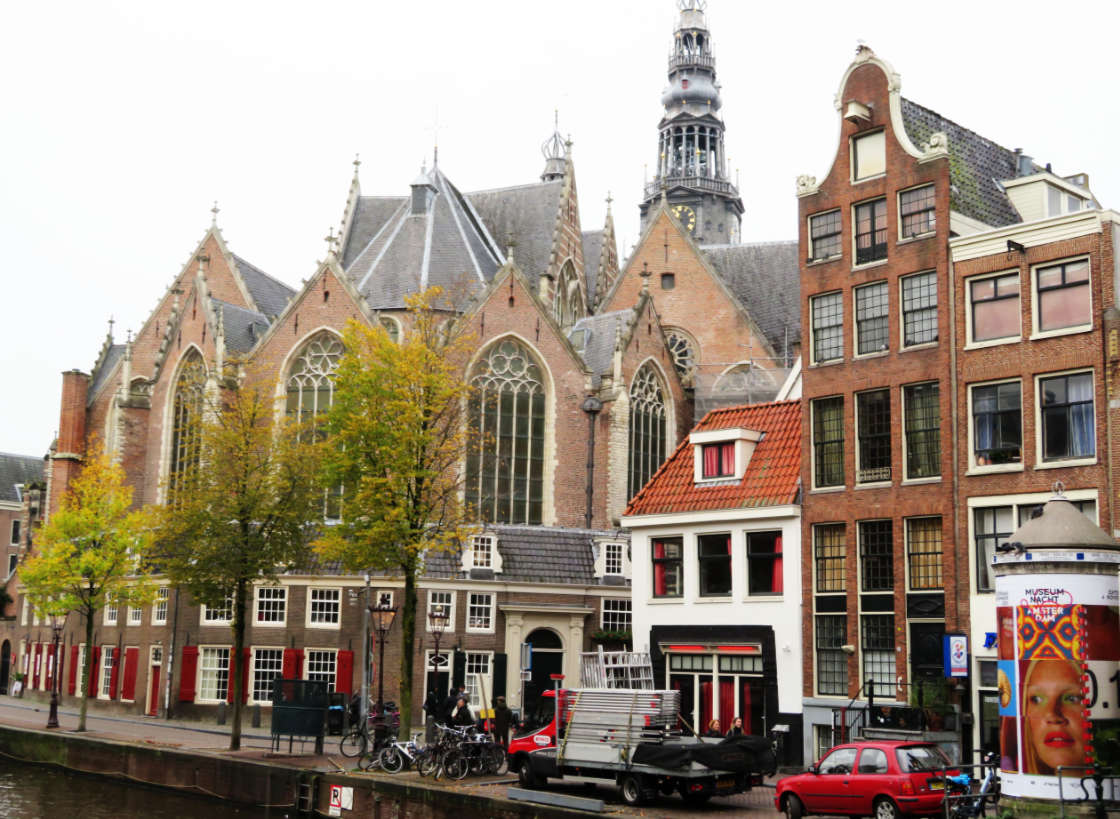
775, 740, 954, 819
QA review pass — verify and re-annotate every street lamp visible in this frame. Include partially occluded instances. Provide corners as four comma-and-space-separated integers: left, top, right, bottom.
370, 594, 397, 716
46, 612, 65, 729
428, 602, 450, 688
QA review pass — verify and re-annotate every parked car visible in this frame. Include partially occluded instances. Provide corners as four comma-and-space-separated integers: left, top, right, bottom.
775, 740, 954, 819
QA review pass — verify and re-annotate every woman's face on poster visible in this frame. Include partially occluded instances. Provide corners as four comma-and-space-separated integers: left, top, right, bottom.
1023, 661, 1085, 773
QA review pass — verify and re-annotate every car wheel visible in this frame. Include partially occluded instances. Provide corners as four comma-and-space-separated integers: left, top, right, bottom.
874, 797, 900, 819
783, 793, 805, 819
517, 758, 538, 788
619, 773, 645, 806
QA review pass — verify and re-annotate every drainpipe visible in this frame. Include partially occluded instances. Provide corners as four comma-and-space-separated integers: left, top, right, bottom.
581, 396, 603, 528
947, 253, 961, 634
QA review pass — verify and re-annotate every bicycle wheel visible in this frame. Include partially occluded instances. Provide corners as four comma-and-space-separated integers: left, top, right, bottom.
485, 745, 508, 775
416, 748, 438, 778
358, 747, 381, 771
339, 728, 367, 758
380, 746, 405, 774
443, 749, 469, 781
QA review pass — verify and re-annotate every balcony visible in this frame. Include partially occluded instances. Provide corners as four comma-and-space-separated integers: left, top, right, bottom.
669, 53, 715, 71
644, 174, 737, 200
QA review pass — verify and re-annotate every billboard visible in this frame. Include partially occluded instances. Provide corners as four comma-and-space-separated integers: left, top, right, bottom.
995, 573, 1119, 800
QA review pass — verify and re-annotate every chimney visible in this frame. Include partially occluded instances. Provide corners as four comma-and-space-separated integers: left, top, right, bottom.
57, 370, 90, 456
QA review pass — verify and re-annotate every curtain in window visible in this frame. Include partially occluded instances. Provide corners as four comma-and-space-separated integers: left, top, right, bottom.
703, 445, 720, 477
905, 384, 940, 478
771, 536, 783, 593
653, 541, 666, 596
719, 678, 734, 728
720, 442, 734, 475
1069, 376, 1095, 456
699, 680, 713, 733
741, 682, 752, 734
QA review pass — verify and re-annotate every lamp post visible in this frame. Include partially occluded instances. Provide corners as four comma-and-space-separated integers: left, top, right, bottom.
46, 613, 64, 729
428, 603, 449, 688
370, 594, 397, 716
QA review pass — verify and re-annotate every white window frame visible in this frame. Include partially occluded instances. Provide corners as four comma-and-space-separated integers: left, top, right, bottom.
604, 542, 624, 576
810, 395, 845, 491
104, 603, 118, 626
810, 291, 843, 365
7, 553, 16, 579
966, 378, 1024, 475
201, 596, 233, 626
464, 651, 494, 711
1034, 368, 1097, 469
854, 387, 891, 487
964, 269, 1022, 349
427, 590, 455, 633
903, 515, 943, 593
899, 269, 938, 349
851, 129, 886, 182
470, 535, 493, 569
21, 596, 29, 626
254, 586, 287, 627
98, 646, 115, 700
853, 280, 889, 357
306, 586, 342, 629
196, 646, 231, 704
304, 647, 338, 693
897, 183, 937, 241
901, 381, 941, 483
152, 587, 169, 625
249, 647, 284, 706
127, 605, 143, 625
10, 519, 19, 545
600, 598, 632, 632
465, 591, 495, 634
807, 209, 843, 263
1030, 255, 1093, 340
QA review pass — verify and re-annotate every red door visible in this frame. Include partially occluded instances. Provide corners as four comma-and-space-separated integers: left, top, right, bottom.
147, 665, 160, 716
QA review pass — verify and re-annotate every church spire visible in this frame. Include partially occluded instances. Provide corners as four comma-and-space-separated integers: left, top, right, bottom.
540, 110, 567, 182
639, 0, 743, 244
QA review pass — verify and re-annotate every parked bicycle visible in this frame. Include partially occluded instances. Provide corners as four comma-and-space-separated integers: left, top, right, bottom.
376, 734, 424, 774
339, 698, 399, 760
944, 751, 1000, 818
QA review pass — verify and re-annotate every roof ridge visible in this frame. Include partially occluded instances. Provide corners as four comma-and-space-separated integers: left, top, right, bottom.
466, 179, 562, 196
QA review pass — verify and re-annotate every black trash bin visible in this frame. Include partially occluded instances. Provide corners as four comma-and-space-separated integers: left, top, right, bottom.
327, 692, 346, 735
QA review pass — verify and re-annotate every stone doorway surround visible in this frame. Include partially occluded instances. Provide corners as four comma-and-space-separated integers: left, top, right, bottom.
498, 603, 593, 711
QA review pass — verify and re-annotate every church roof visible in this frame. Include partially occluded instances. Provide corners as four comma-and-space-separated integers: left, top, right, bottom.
345, 167, 504, 311
340, 197, 408, 269
571, 309, 630, 387
900, 98, 1029, 228
214, 299, 271, 353
581, 229, 605, 306
0, 452, 43, 504
701, 240, 800, 362
88, 344, 125, 402
232, 254, 295, 319
626, 399, 801, 517
466, 180, 564, 287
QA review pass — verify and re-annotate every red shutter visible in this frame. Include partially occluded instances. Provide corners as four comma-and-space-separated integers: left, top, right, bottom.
335, 650, 354, 696
88, 646, 101, 697
108, 647, 121, 699
32, 644, 41, 690
228, 648, 250, 704
121, 647, 139, 701
282, 648, 303, 680
179, 646, 198, 702
68, 645, 79, 695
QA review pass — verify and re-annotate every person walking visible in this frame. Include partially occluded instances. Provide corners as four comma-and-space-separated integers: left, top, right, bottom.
492, 696, 512, 748
423, 689, 441, 744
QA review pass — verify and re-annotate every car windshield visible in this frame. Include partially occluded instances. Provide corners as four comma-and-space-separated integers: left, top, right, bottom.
896, 745, 951, 772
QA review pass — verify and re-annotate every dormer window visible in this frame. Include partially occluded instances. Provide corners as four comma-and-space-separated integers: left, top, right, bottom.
604, 542, 624, 576
702, 443, 734, 478
471, 535, 493, 569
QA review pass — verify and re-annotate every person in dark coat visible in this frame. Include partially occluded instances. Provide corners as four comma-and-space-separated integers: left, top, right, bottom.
423, 690, 441, 743
703, 718, 722, 738
452, 697, 474, 727
443, 684, 466, 723
727, 716, 745, 737
492, 696, 512, 748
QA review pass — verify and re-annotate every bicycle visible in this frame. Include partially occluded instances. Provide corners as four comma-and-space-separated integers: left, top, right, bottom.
944, 751, 1000, 818
378, 734, 424, 774
340, 705, 399, 760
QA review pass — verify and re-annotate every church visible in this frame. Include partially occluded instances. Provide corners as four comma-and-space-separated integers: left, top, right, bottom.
1, 0, 799, 726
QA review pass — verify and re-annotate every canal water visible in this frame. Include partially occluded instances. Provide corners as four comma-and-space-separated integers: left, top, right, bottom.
0, 758, 283, 818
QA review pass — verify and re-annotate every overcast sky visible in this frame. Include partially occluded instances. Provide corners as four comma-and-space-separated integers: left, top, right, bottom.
2, 0, 1117, 456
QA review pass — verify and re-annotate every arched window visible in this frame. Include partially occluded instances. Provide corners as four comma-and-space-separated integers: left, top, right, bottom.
168, 349, 206, 499
286, 332, 343, 518
714, 364, 777, 403
466, 338, 546, 524
555, 262, 583, 330
628, 364, 668, 498
664, 329, 698, 384
379, 316, 401, 343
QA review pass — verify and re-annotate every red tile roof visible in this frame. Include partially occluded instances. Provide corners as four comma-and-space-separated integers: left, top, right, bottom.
625, 400, 801, 517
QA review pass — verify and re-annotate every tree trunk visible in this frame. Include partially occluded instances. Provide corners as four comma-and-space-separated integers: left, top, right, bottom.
398, 569, 417, 737
230, 580, 247, 751
78, 606, 94, 731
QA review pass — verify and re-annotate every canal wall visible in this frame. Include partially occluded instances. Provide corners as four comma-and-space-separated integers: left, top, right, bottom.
0, 724, 583, 818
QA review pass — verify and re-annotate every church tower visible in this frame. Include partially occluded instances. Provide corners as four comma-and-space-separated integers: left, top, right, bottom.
639, 0, 743, 245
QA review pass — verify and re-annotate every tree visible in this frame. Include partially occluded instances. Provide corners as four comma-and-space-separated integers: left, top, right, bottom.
19, 446, 155, 732
154, 378, 323, 750
317, 289, 476, 736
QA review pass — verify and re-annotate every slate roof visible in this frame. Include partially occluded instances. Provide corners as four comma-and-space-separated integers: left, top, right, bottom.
467, 180, 564, 287
570, 309, 631, 387
423, 524, 620, 585
345, 167, 504, 311
701, 241, 800, 361
582, 230, 604, 306
232, 254, 295, 319
214, 299, 271, 353
625, 400, 801, 517
0, 453, 43, 504
900, 98, 1029, 228
341, 196, 407, 270
88, 344, 125, 401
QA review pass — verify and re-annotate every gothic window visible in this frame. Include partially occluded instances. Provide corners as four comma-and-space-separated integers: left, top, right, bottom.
555, 262, 583, 330
628, 364, 668, 498
466, 338, 546, 525
379, 316, 401, 343
713, 364, 776, 403
664, 330, 697, 383
168, 349, 206, 499
286, 332, 343, 518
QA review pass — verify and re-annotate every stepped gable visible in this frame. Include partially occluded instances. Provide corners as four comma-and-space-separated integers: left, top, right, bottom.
340, 196, 407, 269
570, 309, 630, 387
213, 299, 270, 353
581, 230, 604, 306
423, 525, 613, 584
347, 167, 503, 311
701, 241, 800, 361
466, 179, 564, 286
900, 98, 1028, 228
626, 399, 800, 516
0, 453, 43, 503
231, 254, 295, 319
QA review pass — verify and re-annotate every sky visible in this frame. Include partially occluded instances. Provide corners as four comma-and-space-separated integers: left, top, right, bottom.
1, 0, 1118, 456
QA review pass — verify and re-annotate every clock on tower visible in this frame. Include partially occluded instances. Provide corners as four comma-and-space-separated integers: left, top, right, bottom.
671, 204, 696, 232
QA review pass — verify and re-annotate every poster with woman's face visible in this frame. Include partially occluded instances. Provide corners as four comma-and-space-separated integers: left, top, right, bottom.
995, 573, 1119, 800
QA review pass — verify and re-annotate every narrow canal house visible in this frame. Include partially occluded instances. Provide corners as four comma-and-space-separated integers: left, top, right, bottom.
797, 45, 1119, 763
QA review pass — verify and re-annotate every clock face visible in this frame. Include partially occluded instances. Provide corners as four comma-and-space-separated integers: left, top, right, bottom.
671, 204, 696, 232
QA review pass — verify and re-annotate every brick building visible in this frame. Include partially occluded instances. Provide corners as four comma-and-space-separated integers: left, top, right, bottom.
796, 45, 1117, 762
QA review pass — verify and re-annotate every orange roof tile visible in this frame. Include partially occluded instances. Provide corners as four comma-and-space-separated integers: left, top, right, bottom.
625, 399, 801, 517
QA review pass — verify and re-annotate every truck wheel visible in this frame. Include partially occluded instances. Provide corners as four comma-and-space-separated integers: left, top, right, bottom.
619, 774, 646, 806
518, 759, 539, 788
783, 794, 804, 819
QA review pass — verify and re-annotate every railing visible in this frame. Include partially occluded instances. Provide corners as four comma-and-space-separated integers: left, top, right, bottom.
857, 466, 891, 484
1056, 765, 1119, 818
644, 174, 737, 200
669, 53, 716, 71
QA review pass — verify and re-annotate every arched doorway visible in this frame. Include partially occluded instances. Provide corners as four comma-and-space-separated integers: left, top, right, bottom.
0, 640, 10, 695
523, 628, 563, 724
